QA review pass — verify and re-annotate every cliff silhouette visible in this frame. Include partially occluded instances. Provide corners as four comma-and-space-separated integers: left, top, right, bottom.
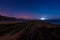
0, 15, 16, 21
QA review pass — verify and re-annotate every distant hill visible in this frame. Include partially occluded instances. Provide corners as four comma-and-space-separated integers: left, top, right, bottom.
0, 15, 16, 21
0, 15, 27, 22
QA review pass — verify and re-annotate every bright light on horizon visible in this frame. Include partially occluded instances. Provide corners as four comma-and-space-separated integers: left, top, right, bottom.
40, 17, 46, 20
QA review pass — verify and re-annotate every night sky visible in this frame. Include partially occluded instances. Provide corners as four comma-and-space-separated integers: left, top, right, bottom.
0, 0, 60, 19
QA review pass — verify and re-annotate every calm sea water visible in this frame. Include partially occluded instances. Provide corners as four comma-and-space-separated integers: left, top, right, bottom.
0, 20, 60, 25
43, 20, 60, 25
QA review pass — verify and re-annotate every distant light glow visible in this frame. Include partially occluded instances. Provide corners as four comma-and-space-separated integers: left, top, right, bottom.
40, 17, 46, 20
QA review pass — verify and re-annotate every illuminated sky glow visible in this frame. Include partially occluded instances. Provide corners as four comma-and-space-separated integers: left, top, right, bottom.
0, 0, 60, 19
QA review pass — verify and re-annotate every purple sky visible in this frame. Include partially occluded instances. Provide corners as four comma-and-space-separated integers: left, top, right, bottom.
0, 0, 60, 19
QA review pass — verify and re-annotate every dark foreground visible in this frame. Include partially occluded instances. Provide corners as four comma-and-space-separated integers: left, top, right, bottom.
0, 20, 60, 40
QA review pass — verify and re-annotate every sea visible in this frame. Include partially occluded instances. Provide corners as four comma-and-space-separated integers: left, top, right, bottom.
0, 20, 60, 25
43, 20, 60, 25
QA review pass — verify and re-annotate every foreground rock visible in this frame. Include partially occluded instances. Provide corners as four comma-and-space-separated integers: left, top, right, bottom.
0, 20, 60, 40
